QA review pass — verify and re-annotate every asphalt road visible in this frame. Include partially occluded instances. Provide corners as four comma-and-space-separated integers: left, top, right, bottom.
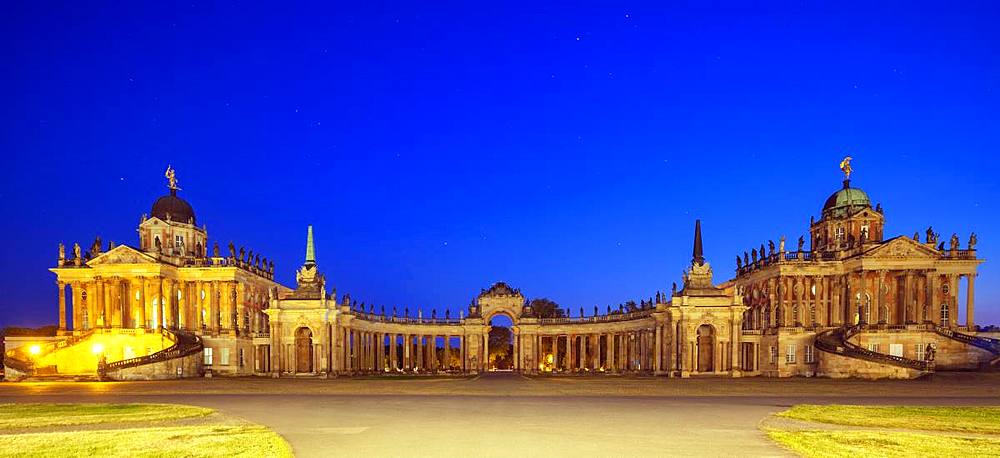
2, 373, 998, 457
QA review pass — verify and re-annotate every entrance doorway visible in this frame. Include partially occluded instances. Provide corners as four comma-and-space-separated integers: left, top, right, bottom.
696, 324, 714, 373
487, 314, 514, 371
295, 327, 313, 373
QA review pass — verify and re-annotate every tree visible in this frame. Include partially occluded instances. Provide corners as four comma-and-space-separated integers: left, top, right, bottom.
488, 326, 513, 370
528, 298, 565, 318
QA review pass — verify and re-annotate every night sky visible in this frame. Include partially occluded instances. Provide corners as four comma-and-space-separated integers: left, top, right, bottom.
2, 3, 999, 328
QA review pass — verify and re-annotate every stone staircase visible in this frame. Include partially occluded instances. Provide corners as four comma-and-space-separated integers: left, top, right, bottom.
99, 328, 203, 380
814, 325, 934, 373
933, 326, 1000, 369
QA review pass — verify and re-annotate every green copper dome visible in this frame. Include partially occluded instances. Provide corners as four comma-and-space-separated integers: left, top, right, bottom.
822, 180, 871, 218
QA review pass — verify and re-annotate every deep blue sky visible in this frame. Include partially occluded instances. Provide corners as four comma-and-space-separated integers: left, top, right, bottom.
2, 2, 999, 328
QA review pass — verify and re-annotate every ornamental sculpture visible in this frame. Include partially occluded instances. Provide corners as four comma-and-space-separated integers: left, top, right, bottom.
839, 156, 853, 179
164, 165, 180, 191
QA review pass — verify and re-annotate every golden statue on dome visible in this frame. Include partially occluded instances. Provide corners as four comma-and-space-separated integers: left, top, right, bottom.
839, 156, 853, 179
164, 165, 180, 191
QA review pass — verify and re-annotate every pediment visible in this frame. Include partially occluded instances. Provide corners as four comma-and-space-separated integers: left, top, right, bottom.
86, 245, 158, 266
865, 237, 940, 259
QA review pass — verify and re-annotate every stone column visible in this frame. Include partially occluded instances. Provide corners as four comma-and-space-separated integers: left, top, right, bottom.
589, 334, 595, 370
57, 280, 67, 332
903, 272, 914, 324
71, 282, 83, 331
482, 332, 488, 372
567, 334, 575, 371
950, 274, 959, 327
389, 334, 398, 371
403, 334, 411, 371
444, 335, 451, 372
136, 277, 146, 329
415, 335, 423, 372
655, 325, 663, 373
966, 274, 976, 328
459, 335, 466, 373
552, 335, 560, 371
876, 271, 885, 324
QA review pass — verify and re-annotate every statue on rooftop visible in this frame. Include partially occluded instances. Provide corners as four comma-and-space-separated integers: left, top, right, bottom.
969, 233, 978, 250
779, 235, 786, 253
768, 240, 775, 256
950, 233, 959, 251
913, 232, 919, 242
164, 165, 180, 191
839, 156, 853, 179
744, 251, 749, 265
58, 243, 65, 263
751, 248, 758, 263
926, 226, 936, 245
797, 236, 805, 252
736, 256, 742, 269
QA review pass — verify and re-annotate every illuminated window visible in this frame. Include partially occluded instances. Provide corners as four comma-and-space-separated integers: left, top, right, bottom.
867, 343, 880, 353
940, 304, 950, 326
804, 345, 815, 364
785, 345, 796, 364
203, 348, 213, 365
835, 227, 845, 241
221, 348, 230, 366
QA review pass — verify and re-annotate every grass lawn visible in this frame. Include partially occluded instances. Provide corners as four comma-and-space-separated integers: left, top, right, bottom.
0, 424, 292, 458
0, 403, 212, 429
0, 404, 292, 458
777, 404, 1000, 434
767, 430, 1000, 458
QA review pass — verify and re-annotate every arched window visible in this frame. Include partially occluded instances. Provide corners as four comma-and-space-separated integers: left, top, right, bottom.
940, 304, 950, 327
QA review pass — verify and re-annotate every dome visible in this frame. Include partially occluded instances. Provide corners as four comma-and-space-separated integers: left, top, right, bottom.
822, 180, 871, 218
151, 191, 196, 224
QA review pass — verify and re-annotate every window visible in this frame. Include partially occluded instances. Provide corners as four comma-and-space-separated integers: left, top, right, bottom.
239, 348, 245, 368
203, 348, 214, 366
804, 345, 815, 364
221, 348, 230, 366
867, 343, 880, 353
916, 344, 926, 361
835, 226, 845, 241
769, 346, 778, 364
940, 304, 950, 326
175, 235, 184, 246
889, 344, 903, 357
786, 345, 796, 364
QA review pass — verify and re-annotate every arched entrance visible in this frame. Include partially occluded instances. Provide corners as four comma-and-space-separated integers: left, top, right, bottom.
295, 327, 313, 373
487, 314, 514, 371
696, 324, 714, 373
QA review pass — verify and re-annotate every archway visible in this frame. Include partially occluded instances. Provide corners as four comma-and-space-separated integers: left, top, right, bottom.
696, 324, 715, 373
487, 314, 514, 371
295, 327, 313, 373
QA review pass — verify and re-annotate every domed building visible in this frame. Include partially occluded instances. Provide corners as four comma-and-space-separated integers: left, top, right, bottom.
32, 167, 287, 381
732, 159, 988, 378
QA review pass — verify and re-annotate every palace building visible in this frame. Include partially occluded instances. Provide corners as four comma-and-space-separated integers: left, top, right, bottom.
3, 162, 997, 381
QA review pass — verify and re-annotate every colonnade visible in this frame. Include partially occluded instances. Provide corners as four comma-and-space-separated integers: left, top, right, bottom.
741, 270, 977, 331
529, 330, 658, 373
57, 276, 271, 336
341, 329, 467, 373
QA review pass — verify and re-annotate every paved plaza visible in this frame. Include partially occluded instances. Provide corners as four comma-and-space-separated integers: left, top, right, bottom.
2, 372, 998, 457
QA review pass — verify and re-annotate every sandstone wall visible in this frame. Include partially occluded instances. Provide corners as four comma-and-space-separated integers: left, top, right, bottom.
815, 350, 923, 379
105, 352, 203, 381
